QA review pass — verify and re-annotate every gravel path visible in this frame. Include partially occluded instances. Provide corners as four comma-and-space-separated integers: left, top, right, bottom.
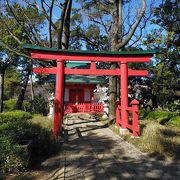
46, 113, 179, 180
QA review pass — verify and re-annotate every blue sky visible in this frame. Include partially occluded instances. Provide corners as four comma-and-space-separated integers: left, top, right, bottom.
15, 0, 163, 50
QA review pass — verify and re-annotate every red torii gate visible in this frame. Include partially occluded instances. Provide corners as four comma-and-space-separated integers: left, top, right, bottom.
24, 45, 155, 138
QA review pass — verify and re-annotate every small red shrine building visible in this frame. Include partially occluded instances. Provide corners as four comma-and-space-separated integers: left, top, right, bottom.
64, 62, 104, 113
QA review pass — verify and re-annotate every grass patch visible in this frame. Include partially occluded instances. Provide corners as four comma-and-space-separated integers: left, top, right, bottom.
99, 110, 180, 161
126, 121, 180, 160
30, 115, 53, 130
145, 110, 179, 124
167, 116, 180, 127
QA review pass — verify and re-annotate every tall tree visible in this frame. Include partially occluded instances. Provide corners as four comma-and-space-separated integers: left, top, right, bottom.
0, 52, 11, 112
143, 0, 179, 110
71, 0, 152, 120
0, 0, 73, 109
4, 66, 21, 100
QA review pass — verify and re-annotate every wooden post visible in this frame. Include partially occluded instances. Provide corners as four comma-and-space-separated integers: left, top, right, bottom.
131, 99, 139, 137
121, 62, 128, 129
116, 101, 121, 127
53, 59, 64, 139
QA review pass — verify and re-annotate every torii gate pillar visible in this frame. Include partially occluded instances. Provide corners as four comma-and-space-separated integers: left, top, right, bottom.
54, 59, 64, 138
121, 62, 128, 128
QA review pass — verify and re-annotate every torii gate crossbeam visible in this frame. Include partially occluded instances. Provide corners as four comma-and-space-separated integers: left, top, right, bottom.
24, 44, 156, 138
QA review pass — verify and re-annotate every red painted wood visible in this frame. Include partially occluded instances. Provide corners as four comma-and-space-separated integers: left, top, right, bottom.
77, 89, 84, 103
33, 67, 148, 76
65, 103, 104, 114
69, 89, 84, 103
115, 99, 139, 137
30, 52, 151, 62
53, 60, 64, 139
65, 68, 148, 76
131, 99, 139, 137
121, 62, 128, 129
69, 89, 77, 103
33, 67, 57, 74
90, 88, 94, 103
91, 61, 96, 70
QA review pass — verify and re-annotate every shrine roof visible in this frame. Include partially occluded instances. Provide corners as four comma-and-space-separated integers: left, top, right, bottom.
66, 62, 90, 68
65, 75, 105, 84
24, 44, 157, 56
49, 74, 105, 84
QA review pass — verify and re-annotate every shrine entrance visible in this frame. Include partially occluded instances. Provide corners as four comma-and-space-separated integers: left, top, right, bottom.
24, 44, 155, 138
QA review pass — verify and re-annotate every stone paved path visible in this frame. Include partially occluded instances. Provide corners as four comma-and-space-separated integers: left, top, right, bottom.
42, 113, 179, 180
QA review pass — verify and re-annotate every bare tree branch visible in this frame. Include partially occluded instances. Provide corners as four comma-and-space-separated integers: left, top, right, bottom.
62, 0, 72, 49
40, 0, 57, 31
0, 41, 53, 67
43, 0, 50, 8
79, 33, 100, 50
116, 0, 146, 50
128, 13, 152, 48
58, 1, 68, 48
49, 0, 55, 47
97, 4, 109, 36
0, 41, 31, 60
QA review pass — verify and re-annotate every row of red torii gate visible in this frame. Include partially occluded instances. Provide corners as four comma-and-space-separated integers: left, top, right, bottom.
24, 44, 155, 138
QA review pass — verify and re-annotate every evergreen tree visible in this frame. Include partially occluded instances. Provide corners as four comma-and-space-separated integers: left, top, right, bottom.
143, 0, 179, 110
71, 0, 152, 119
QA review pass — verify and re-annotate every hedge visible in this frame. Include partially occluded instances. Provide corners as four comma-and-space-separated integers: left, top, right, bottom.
0, 110, 32, 124
0, 111, 58, 174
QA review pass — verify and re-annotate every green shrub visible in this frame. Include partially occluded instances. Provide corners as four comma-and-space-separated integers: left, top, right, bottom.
33, 94, 48, 115
167, 116, 180, 127
0, 111, 33, 173
145, 110, 178, 124
22, 101, 32, 112
166, 101, 180, 112
0, 110, 32, 124
3, 99, 16, 111
0, 121, 33, 143
0, 113, 58, 174
30, 125, 58, 157
0, 136, 27, 173
27, 116, 58, 156
138, 109, 149, 120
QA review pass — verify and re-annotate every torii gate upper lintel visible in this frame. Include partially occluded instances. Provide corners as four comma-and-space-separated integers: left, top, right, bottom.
24, 44, 156, 138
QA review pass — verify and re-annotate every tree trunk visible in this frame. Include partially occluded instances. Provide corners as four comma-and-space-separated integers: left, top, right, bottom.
58, 0, 72, 49
14, 67, 31, 110
109, 63, 117, 120
151, 95, 158, 109
30, 72, 35, 111
30, 72, 34, 101
62, 0, 72, 49
117, 76, 120, 100
0, 63, 6, 112
108, 0, 122, 120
